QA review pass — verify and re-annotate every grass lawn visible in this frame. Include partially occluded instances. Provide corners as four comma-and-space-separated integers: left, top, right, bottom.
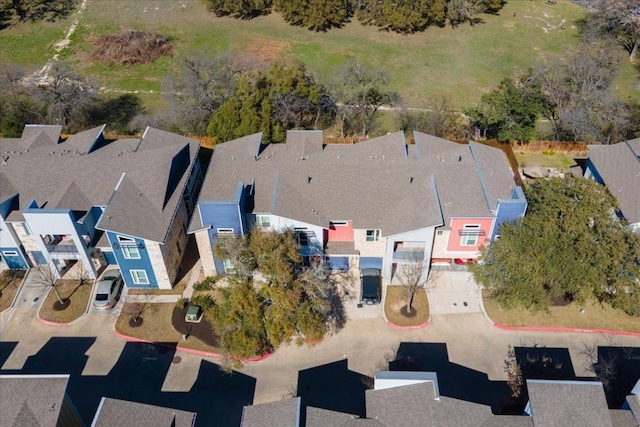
0, 270, 26, 312
6, 0, 636, 114
515, 151, 586, 172
116, 302, 222, 353
39, 279, 93, 324
483, 290, 640, 333
384, 285, 430, 327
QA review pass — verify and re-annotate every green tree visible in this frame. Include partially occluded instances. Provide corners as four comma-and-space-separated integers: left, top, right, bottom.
203, 0, 271, 19
356, 0, 446, 34
207, 60, 330, 144
465, 75, 543, 142
471, 177, 640, 316
248, 228, 301, 286
1, 0, 76, 23
212, 277, 270, 359
275, 0, 352, 31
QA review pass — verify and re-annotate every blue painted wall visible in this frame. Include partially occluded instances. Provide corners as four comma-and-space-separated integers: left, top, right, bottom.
106, 231, 158, 289
0, 247, 28, 269
80, 206, 104, 241
200, 201, 243, 274
492, 187, 528, 239
584, 158, 604, 184
32, 251, 47, 264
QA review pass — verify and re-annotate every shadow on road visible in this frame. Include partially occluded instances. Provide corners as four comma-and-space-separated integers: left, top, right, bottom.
0, 337, 255, 427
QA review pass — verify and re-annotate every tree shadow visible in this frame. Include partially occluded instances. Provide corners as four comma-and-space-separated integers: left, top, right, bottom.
594, 346, 640, 408
513, 346, 579, 403
389, 342, 512, 413
297, 359, 370, 419
0, 337, 256, 426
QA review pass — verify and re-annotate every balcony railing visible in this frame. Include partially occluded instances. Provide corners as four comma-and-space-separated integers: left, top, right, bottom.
393, 248, 425, 262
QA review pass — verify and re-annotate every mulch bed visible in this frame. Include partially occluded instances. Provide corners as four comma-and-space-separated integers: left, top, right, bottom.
0, 270, 26, 312
171, 304, 219, 347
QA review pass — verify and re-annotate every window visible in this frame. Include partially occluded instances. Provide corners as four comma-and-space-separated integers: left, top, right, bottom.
130, 270, 149, 285
21, 223, 31, 236
223, 258, 235, 273
217, 228, 234, 236
366, 229, 381, 242
330, 221, 348, 227
294, 227, 308, 246
122, 246, 140, 259
436, 230, 444, 236
256, 215, 271, 228
2, 251, 18, 256
460, 224, 481, 246
118, 236, 141, 259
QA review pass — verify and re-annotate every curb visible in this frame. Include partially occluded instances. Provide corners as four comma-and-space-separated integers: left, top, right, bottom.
113, 330, 272, 362
492, 322, 640, 337
37, 315, 70, 327
385, 319, 430, 330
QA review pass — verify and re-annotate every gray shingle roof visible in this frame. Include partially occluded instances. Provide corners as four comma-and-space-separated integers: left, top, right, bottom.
626, 394, 640, 425
306, 407, 384, 427
91, 397, 196, 427
0, 374, 71, 427
588, 141, 640, 224
196, 131, 517, 236
526, 379, 614, 427
0, 125, 199, 243
609, 409, 637, 427
241, 397, 300, 427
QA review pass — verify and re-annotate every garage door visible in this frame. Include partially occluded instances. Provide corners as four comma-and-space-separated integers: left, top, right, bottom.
326, 256, 349, 271
359, 257, 383, 270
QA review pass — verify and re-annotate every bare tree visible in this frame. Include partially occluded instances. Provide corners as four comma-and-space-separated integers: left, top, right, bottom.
34, 264, 64, 305
396, 252, 429, 314
504, 345, 523, 398
121, 294, 154, 326
591, 0, 640, 60
341, 61, 390, 137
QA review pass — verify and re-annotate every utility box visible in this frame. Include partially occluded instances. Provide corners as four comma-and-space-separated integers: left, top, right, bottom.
185, 305, 203, 323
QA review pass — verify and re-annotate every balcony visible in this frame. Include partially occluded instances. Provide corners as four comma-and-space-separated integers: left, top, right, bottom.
393, 247, 425, 263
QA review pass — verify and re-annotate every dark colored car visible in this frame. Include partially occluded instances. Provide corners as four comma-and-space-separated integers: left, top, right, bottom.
360, 268, 382, 305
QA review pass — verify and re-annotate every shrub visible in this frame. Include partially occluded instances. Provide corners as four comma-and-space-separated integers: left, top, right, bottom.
193, 275, 225, 291
542, 150, 556, 156
175, 297, 188, 309
191, 294, 215, 312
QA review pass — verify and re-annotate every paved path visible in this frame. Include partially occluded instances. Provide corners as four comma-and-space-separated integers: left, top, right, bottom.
427, 271, 483, 314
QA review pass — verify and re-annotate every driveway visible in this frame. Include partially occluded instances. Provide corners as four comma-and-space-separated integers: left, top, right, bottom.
427, 270, 483, 314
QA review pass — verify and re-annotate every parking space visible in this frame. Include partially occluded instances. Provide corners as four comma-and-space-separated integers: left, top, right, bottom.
331, 269, 383, 320
426, 270, 483, 315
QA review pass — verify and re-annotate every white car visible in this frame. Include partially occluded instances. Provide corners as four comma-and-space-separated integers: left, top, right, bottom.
93, 270, 123, 309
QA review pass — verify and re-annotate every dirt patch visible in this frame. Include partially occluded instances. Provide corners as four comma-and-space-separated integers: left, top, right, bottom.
92, 29, 172, 66
384, 285, 429, 327
239, 36, 290, 63
0, 270, 26, 312
39, 279, 92, 324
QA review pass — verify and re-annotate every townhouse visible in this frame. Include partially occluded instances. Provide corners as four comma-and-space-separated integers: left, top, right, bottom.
189, 130, 526, 283
584, 138, 640, 232
0, 124, 202, 289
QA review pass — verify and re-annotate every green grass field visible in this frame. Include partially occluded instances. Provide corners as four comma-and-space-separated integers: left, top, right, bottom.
1, 0, 638, 112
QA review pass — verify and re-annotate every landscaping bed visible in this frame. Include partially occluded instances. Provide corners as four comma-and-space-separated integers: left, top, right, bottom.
39, 279, 92, 324
116, 303, 222, 353
384, 285, 429, 327
127, 281, 186, 296
483, 290, 640, 333
0, 270, 26, 312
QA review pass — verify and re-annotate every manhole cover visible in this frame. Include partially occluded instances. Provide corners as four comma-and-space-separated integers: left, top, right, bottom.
172, 356, 182, 364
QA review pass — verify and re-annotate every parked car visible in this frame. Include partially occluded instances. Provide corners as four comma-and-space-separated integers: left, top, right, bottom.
93, 270, 123, 309
360, 268, 382, 305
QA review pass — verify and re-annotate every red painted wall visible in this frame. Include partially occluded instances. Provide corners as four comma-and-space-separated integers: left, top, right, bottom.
446, 218, 495, 252
327, 221, 354, 241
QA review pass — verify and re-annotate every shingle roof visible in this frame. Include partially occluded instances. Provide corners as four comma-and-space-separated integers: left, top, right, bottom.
526, 379, 614, 427
306, 407, 384, 427
588, 141, 640, 224
91, 397, 196, 427
0, 374, 71, 427
196, 131, 517, 236
626, 394, 640, 425
609, 409, 637, 427
0, 125, 199, 243
241, 397, 300, 427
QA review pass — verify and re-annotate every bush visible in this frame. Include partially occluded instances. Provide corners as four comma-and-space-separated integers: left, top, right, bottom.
542, 150, 556, 156
92, 30, 172, 66
175, 297, 188, 309
193, 275, 225, 291
191, 294, 215, 312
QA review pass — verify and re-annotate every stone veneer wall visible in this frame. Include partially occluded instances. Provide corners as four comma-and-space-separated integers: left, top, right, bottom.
353, 229, 386, 257
13, 223, 39, 265
195, 229, 216, 276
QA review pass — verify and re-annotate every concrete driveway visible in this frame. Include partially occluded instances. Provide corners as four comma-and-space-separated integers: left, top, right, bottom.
427, 270, 483, 314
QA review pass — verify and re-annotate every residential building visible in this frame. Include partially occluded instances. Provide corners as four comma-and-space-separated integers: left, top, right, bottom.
240, 397, 300, 427
189, 130, 525, 283
240, 372, 640, 427
0, 124, 202, 289
584, 138, 640, 232
0, 374, 84, 427
91, 397, 196, 427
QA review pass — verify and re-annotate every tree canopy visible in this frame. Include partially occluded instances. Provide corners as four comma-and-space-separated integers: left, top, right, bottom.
356, 0, 447, 34
275, 0, 352, 31
471, 177, 640, 316
212, 229, 333, 359
203, 0, 272, 19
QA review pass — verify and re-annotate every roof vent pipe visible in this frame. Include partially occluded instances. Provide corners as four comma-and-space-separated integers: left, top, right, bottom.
410, 177, 414, 184
307, 176, 312, 184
